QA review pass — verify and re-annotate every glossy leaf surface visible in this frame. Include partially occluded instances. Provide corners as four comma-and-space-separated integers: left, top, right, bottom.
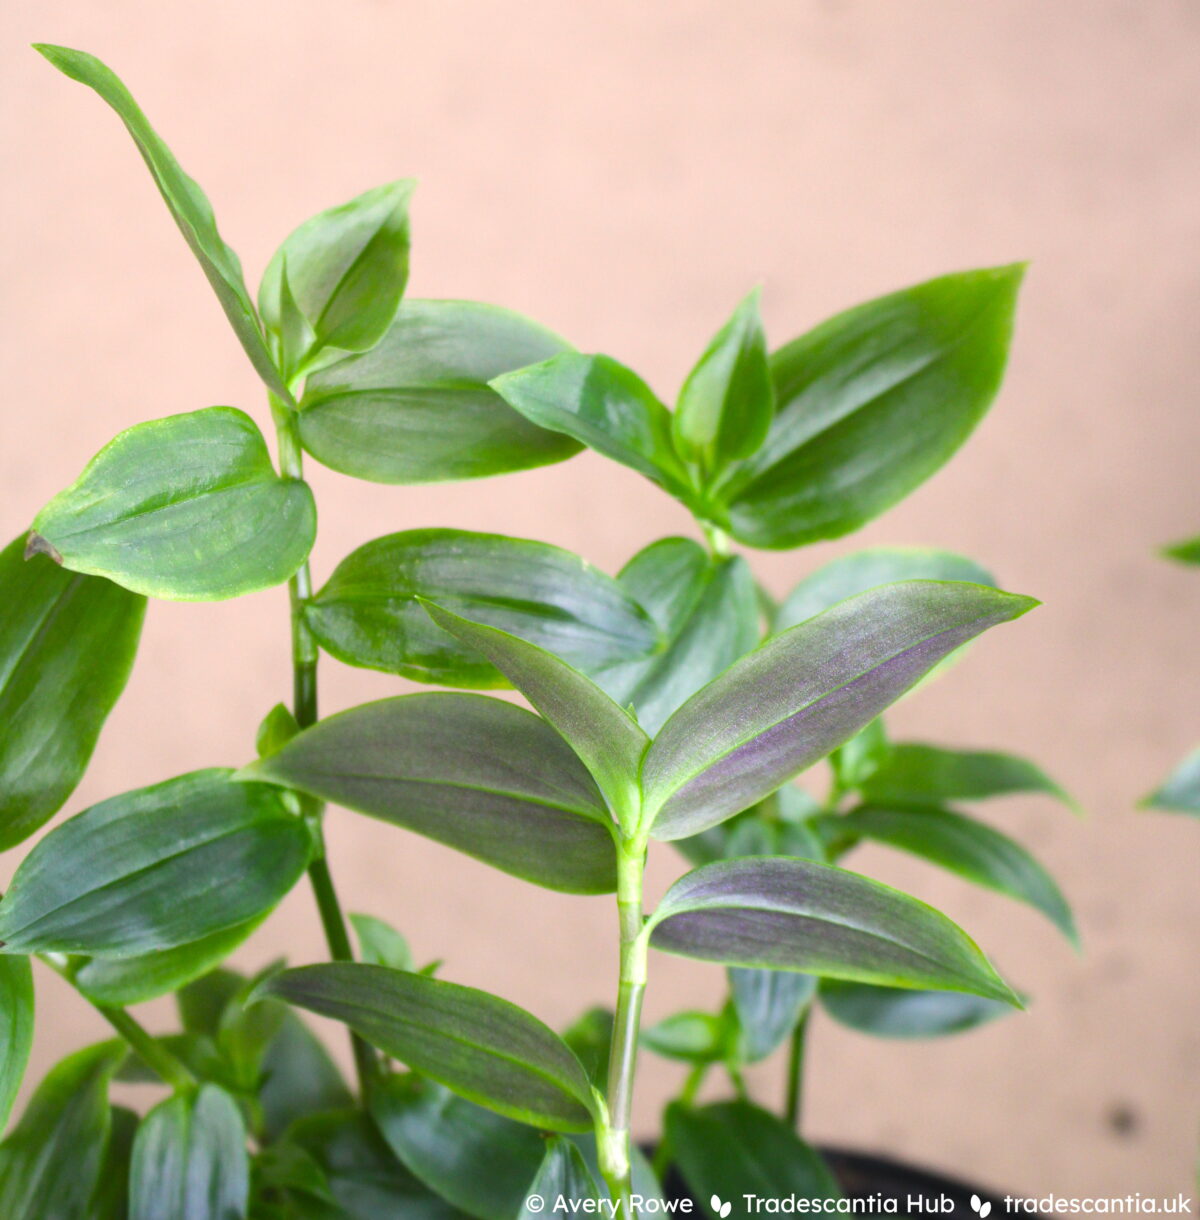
259, 964, 596, 1132
34, 45, 290, 401
129, 1085, 249, 1220
716, 266, 1024, 548
818, 978, 1013, 1038
729, 967, 815, 1063
30, 408, 315, 601
0, 537, 144, 850
643, 581, 1037, 839
258, 1013, 354, 1142
641, 1012, 727, 1064
306, 529, 656, 686
518, 1137, 603, 1219
0, 769, 310, 955
244, 693, 616, 894
647, 857, 1018, 1002
299, 300, 578, 482
838, 806, 1078, 943
0, 957, 33, 1132
1144, 747, 1200, 817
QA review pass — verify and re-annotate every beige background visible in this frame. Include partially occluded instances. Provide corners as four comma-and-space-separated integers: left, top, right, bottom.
3, 0, 1199, 1201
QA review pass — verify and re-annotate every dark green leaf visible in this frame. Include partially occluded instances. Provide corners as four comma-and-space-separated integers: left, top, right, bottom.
1143, 747, 1200, 817
860, 743, 1076, 810
0, 1041, 125, 1218
371, 1076, 546, 1220
1163, 535, 1200, 566
130, 1084, 249, 1220
92, 1105, 139, 1220
837, 806, 1078, 944
673, 289, 773, 475
818, 978, 1014, 1038
30, 408, 316, 601
242, 693, 616, 894
306, 529, 657, 687
0, 536, 144, 850
115, 1033, 231, 1089
491, 353, 692, 496
350, 914, 414, 972
259, 1013, 353, 1143
299, 300, 578, 483
715, 266, 1025, 548
643, 581, 1037, 840
641, 1011, 727, 1064
518, 1137, 603, 1219
257, 705, 301, 759
647, 857, 1019, 1003
594, 540, 760, 734
218, 966, 290, 1090
259, 964, 596, 1132
34, 45, 291, 401
728, 967, 815, 1063
0, 956, 33, 1131
260, 181, 414, 372
666, 1100, 839, 1214
422, 604, 648, 830
0, 769, 310, 955
561, 1007, 614, 1092
178, 968, 246, 1039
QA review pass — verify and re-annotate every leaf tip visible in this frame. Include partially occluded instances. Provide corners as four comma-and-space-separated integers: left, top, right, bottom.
23, 531, 63, 565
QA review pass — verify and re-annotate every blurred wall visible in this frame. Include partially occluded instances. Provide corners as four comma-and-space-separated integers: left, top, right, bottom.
3, 0, 1198, 1199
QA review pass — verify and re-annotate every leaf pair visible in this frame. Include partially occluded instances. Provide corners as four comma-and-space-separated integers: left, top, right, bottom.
493, 267, 1025, 549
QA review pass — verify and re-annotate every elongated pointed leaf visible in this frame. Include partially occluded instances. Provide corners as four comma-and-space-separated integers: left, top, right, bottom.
666, 1100, 839, 1215
260, 181, 414, 370
715, 265, 1025, 548
641, 1011, 729, 1064
1163, 535, 1200, 566
351, 914, 414, 972
306, 529, 657, 686
92, 1106, 139, 1220
259, 964, 596, 1132
729, 967, 815, 1063
519, 1137, 603, 1219
838, 806, 1078, 944
1144, 747, 1200, 816
647, 857, 1019, 1003
258, 1012, 354, 1142
30, 408, 315, 601
0, 1042, 126, 1218
0, 537, 144, 850
423, 604, 648, 830
643, 581, 1037, 840
243, 693, 616, 893
0, 769, 311, 955
34, 45, 291, 401
775, 547, 996, 631
491, 353, 693, 495
299, 300, 578, 482
674, 289, 773, 473
818, 978, 1013, 1039
130, 1085, 248, 1220
594, 539, 760, 734
0, 957, 33, 1132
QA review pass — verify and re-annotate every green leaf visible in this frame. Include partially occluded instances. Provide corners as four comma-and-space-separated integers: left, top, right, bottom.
0, 536, 144, 850
594, 540, 761, 734
728, 967, 815, 1063
258, 1013, 354, 1142
518, 1137, 603, 1219
715, 266, 1025, 548
561, 1007, 614, 1092
130, 1085, 249, 1220
837, 806, 1078, 944
350, 914, 414, 971
0, 957, 33, 1132
859, 743, 1075, 810
178, 968, 246, 1039
242, 693, 616, 894
818, 978, 1014, 1039
422, 604, 648, 830
257, 704, 301, 759
92, 1105, 139, 1220
217, 965, 290, 1090
299, 300, 579, 483
371, 1076, 547, 1220
673, 289, 773, 475
34, 45, 291, 402
491, 353, 693, 496
30, 408, 316, 601
775, 547, 996, 631
0, 769, 311, 955
1163, 535, 1200, 566
642, 581, 1037, 840
666, 1100, 839, 1214
260, 181, 414, 373
641, 1011, 728, 1064
646, 856, 1020, 1003
72, 916, 264, 1006
259, 964, 596, 1132
305, 529, 657, 687
0, 1041, 126, 1218
829, 718, 889, 792
1143, 747, 1200, 817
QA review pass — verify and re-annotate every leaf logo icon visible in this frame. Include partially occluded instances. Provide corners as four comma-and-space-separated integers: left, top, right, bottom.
710, 1196, 732, 1218
970, 1195, 992, 1217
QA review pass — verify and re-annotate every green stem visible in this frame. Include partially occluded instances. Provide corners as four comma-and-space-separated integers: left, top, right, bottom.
38, 952, 196, 1092
784, 1005, 811, 1130
651, 1062, 708, 1181
270, 394, 378, 1098
598, 837, 649, 1220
